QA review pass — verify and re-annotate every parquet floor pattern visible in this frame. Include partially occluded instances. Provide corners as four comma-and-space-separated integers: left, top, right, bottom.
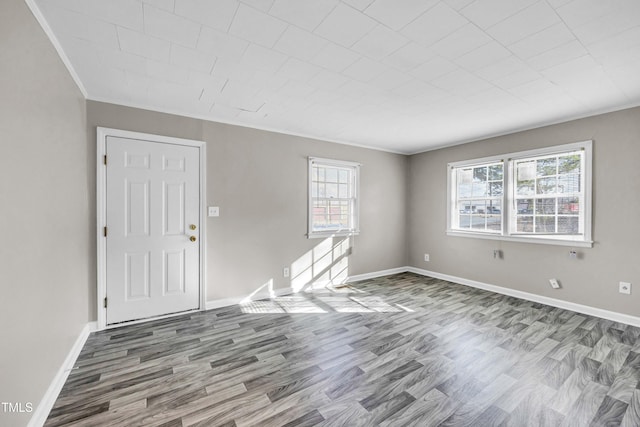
46, 273, 640, 426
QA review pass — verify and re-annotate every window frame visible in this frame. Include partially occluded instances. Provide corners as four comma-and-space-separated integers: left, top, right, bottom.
447, 141, 593, 247
308, 157, 360, 239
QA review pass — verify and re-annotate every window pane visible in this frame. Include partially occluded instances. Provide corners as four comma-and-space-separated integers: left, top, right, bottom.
458, 182, 472, 198
557, 174, 580, 194
459, 203, 472, 214
458, 167, 473, 184
338, 169, 349, 183
325, 168, 338, 182
312, 166, 318, 181
471, 215, 486, 230
459, 215, 471, 228
326, 183, 338, 198
470, 200, 486, 214
489, 164, 503, 180
318, 183, 326, 198
517, 216, 533, 232
472, 182, 487, 197
559, 154, 580, 174
537, 177, 556, 194
517, 160, 536, 181
536, 198, 556, 215
311, 182, 318, 198
489, 182, 503, 196
536, 216, 555, 233
318, 167, 325, 181
517, 199, 533, 215
517, 180, 535, 196
338, 183, 348, 198
486, 200, 501, 215
558, 216, 579, 234
473, 166, 487, 182
537, 157, 556, 176
558, 197, 579, 214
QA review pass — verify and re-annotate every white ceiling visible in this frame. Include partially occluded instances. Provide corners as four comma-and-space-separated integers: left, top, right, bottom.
32, 0, 640, 153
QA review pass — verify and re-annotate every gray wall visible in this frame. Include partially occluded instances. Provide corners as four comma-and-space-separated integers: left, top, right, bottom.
407, 107, 640, 317
0, 1, 90, 426
86, 101, 408, 302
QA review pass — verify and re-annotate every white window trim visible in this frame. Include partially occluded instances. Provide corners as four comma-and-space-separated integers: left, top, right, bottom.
308, 157, 361, 239
446, 141, 593, 248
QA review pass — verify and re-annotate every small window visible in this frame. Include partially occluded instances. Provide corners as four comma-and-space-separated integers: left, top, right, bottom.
447, 141, 592, 247
308, 157, 360, 238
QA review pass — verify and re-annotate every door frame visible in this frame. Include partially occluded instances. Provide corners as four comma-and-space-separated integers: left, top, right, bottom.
96, 127, 207, 330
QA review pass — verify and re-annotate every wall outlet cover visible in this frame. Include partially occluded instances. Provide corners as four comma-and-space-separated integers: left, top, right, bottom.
619, 282, 631, 295
549, 278, 560, 289
424, 254, 430, 262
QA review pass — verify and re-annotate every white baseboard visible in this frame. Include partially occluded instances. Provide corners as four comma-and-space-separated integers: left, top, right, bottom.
346, 267, 409, 283
27, 321, 97, 427
406, 267, 640, 328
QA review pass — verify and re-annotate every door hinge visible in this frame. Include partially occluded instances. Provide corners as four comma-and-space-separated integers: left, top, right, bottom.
103, 155, 107, 165
103, 226, 108, 237
104, 297, 108, 308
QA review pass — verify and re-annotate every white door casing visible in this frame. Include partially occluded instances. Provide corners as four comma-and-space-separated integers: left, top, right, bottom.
97, 128, 206, 328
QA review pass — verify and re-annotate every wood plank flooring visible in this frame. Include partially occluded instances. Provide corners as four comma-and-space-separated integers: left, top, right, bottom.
45, 273, 640, 426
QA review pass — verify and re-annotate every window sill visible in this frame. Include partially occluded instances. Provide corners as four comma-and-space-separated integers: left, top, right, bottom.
308, 230, 359, 239
446, 230, 593, 248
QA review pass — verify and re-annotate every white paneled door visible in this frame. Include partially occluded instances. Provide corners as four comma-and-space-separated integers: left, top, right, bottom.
105, 136, 200, 324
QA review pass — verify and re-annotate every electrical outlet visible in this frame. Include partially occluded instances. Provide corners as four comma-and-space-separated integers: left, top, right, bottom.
283, 267, 290, 278
493, 250, 502, 259
208, 206, 220, 217
619, 282, 631, 295
549, 278, 560, 289
569, 250, 578, 259
424, 254, 430, 262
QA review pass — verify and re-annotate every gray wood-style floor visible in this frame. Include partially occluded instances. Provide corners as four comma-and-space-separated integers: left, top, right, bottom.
45, 273, 640, 426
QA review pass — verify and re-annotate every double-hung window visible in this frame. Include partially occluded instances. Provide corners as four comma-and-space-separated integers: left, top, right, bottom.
448, 141, 592, 246
308, 157, 360, 238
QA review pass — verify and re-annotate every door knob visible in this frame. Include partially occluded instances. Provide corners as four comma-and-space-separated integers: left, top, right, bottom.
189, 224, 197, 230
190, 236, 197, 242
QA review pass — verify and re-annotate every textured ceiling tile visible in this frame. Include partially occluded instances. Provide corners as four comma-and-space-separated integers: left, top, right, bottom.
143, 4, 201, 47
229, 4, 288, 47
174, 0, 238, 31
87, 0, 145, 31
269, 0, 338, 31
363, 0, 438, 31
273, 26, 328, 61
342, 57, 391, 82
351, 25, 410, 61
341, 0, 375, 11
460, 0, 536, 29
239, 0, 274, 12
277, 58, 322, 82
401, 3, 468, 46
487, 1, 561, 46
572, 10, 640, 47
142, 0, 175, 12
310, 42, 360, 72
508, 22, 576, 59
313, 3, 377, 47
197, 27, 248, 61
117, 27, 171, 62
240, 43, 289, 73
525, 40, 588, 71
455, 41, 512, 71
410, 56, 459, 82
169, 44, 216, 73
429, 23, 492, 60
555, 0, 616, 29
384, 42, 436, 71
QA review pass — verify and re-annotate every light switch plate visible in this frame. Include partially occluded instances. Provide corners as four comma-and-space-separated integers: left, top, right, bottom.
208, 206, 220, 217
